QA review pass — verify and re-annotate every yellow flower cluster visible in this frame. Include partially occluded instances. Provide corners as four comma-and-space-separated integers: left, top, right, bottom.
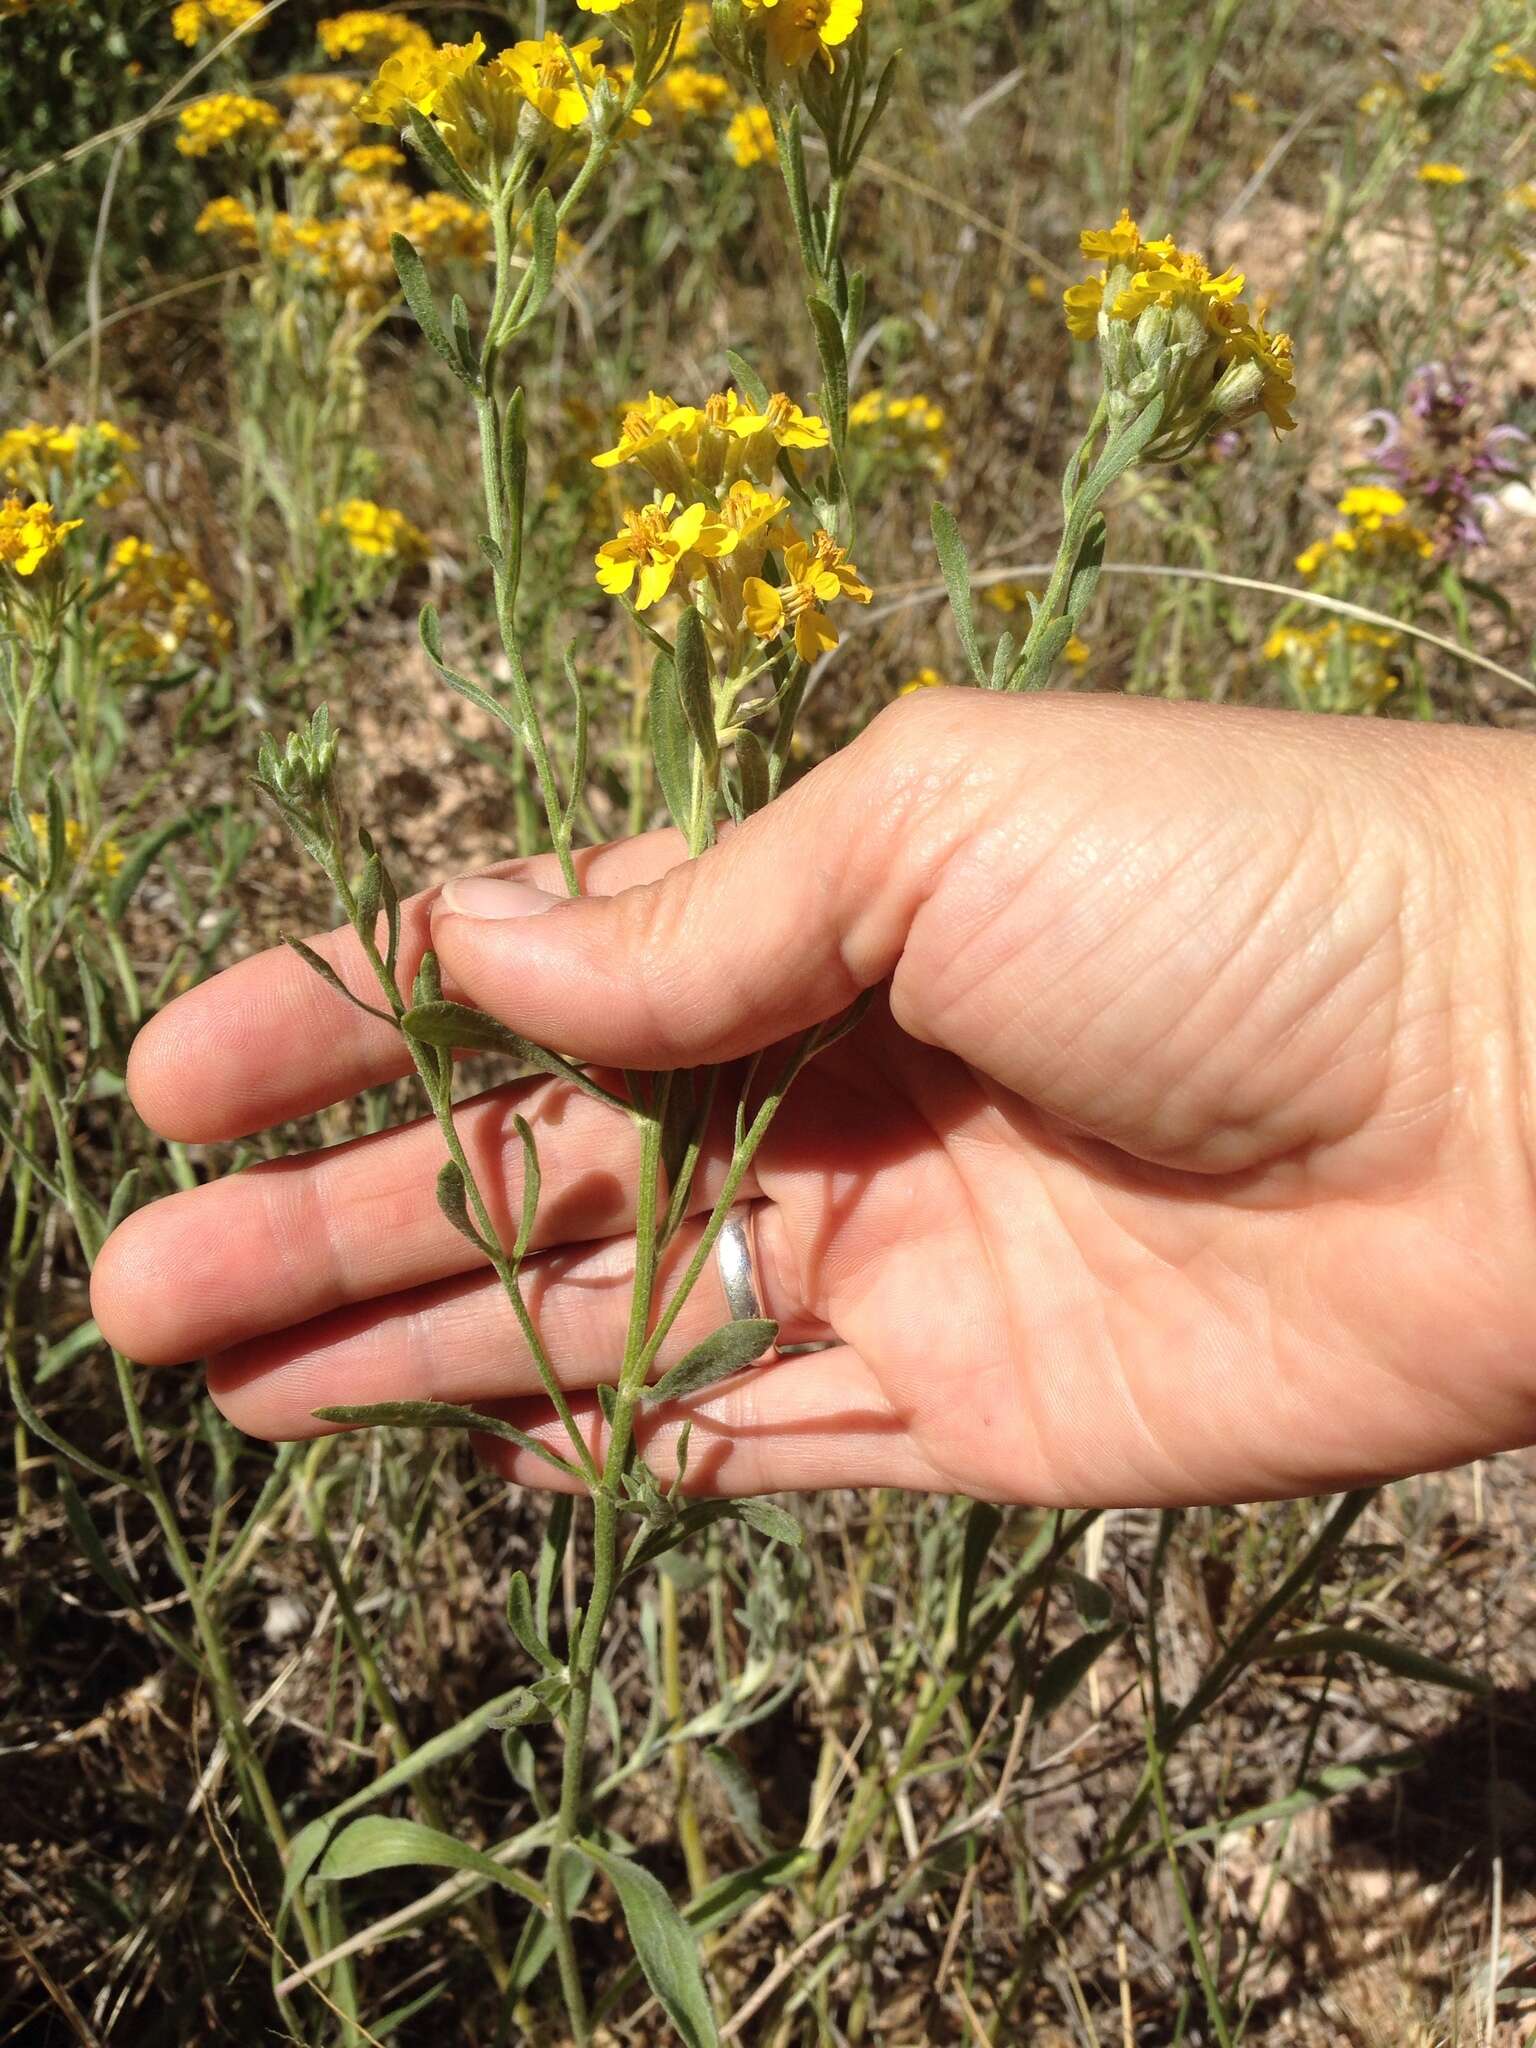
739, 0, 862, 71
171, 0, 261, 44
1294, 485, 1434, 578
726, 105, 776, 167
1065, 210, 1296, 441
1416, 162, 1467, 186
317, 10, 434, 62
197, 185, 490, 302
592, 387, 870, 660
94, 537, 231, 672
0, 814, 125, 905
1493, 44, 1536, 89
323, 498, 429, 561
0, 420, 138, 508
357, 31, 624, 180
280, 73, 365, 165
0, 498, 82, 577
1264, 621, 1402, 713
848, 388, 951, 477
176, 93, 283, 158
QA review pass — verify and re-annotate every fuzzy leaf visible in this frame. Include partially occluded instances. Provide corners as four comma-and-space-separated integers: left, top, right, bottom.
674, 607, 717, 770
419, 603, 522, 740
282, 936, 394, 1022
391, 232, 476, 386
647, 1319, 778, 1405
930, 503, 988, 686
649, 651, 696, 836
315, 1816, 544, 1905
313, 1399, 581, 1483
578, 1841, 718, 2047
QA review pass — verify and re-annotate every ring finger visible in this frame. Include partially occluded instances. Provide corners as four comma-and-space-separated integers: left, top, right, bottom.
204, 1203, 828, 1441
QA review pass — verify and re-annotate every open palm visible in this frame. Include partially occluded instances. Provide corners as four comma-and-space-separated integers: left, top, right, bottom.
94, 691, 1536, 1505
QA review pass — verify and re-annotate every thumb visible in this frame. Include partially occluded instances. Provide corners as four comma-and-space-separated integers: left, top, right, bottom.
430, 693, 973, 1068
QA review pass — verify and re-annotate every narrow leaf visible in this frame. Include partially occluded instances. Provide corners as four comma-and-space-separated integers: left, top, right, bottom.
313, 1400, 581, 1483
1261, 1627, 1490, 1695
401, 999, 624, 1108
807, 294, 849, 448
649, 651, 696, 834
674, 607, 717, 769
420, 603, 523, 741
283, 936, 395, 1023
578, 1841, 719, 2047
390, 232, 475, 386
511, 1112, 540, 1261
725, 349, 771, 413
316, 1815, 544, 1906
647, 1319, 778, 1405
507, 1568, 562, 1673
1028, 1622, 1126, 1726
435, 1160, 490, 1252
930, 503, 988, 686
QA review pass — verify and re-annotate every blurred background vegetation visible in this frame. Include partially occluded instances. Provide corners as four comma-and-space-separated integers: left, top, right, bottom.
4, 0, 1536, 2041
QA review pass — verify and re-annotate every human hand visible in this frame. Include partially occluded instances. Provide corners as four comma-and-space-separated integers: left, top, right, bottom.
93, 689, 1536, 1506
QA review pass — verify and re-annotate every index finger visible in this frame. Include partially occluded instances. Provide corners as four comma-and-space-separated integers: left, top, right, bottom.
128, 831, 687, 1142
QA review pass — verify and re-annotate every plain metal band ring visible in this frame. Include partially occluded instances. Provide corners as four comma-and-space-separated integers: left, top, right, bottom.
715, 1203, 763, 1323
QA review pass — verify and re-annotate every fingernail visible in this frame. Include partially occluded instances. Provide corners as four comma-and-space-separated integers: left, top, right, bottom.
439, 877, 561, 920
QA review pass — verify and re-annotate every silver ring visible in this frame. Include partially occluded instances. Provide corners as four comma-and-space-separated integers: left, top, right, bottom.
715, 1202, 763, 1322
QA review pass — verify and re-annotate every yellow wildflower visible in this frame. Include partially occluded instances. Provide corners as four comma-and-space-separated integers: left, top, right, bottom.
716, 478, 789, 545
1264, 620, 1402, 713
1416, 162, 1468, 185
0, 814, 126, 902
95, 537, 231, 671
316, 11, 434, 62
1229, 89, 1261, 114
338, 142, 406, 173
0, 421, 138, 507
171, 0, 260, 44
726, 391, 829, 453
323, 498, 429, 560
195, 195, 260, 245
742, 528, 871, 661
1295, 486, 1435, 576
1026, 274, 1050, 302
1066, 208, 1296, 444
176, 93, 282, 157
1508, 182, 1536, 212
658, 65, 730, 117
1416, 70, 1444, 93
899, 667, 946, 694
742, 0, 862, 70
982, 580, 1035, 614
592, 392, 697, 471
501, 34, 610, 131
676, 1, 713, 55
0, 498, 82, 576
1493, 43, 1536, 88
1064, 634, 1090, 667
595, 495, 733, 608
726, 105, 777, 167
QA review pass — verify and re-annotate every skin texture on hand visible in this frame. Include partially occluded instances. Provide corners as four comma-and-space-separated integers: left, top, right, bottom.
92, 689, 1536, 1507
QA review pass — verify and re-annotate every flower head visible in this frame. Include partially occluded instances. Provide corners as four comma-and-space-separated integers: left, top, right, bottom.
323, 498, 429, 561
1492, 44, 1536, 89
171, 0, 261, 44
0, 497, 82, 576
595, 494, 733, 608
1066, 208, 1296, 452
95, 537, 230, 672
1417, 162, 1468, 186
741, 0, 861, 70
726, 104, 776, 166
176, 92, 282, 157
742, 528, 870, 660
317, 11, 434, 62
501, 34, 609, 131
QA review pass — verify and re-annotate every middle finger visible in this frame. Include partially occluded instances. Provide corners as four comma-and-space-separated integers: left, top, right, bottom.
91, 1075, 753, 1366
